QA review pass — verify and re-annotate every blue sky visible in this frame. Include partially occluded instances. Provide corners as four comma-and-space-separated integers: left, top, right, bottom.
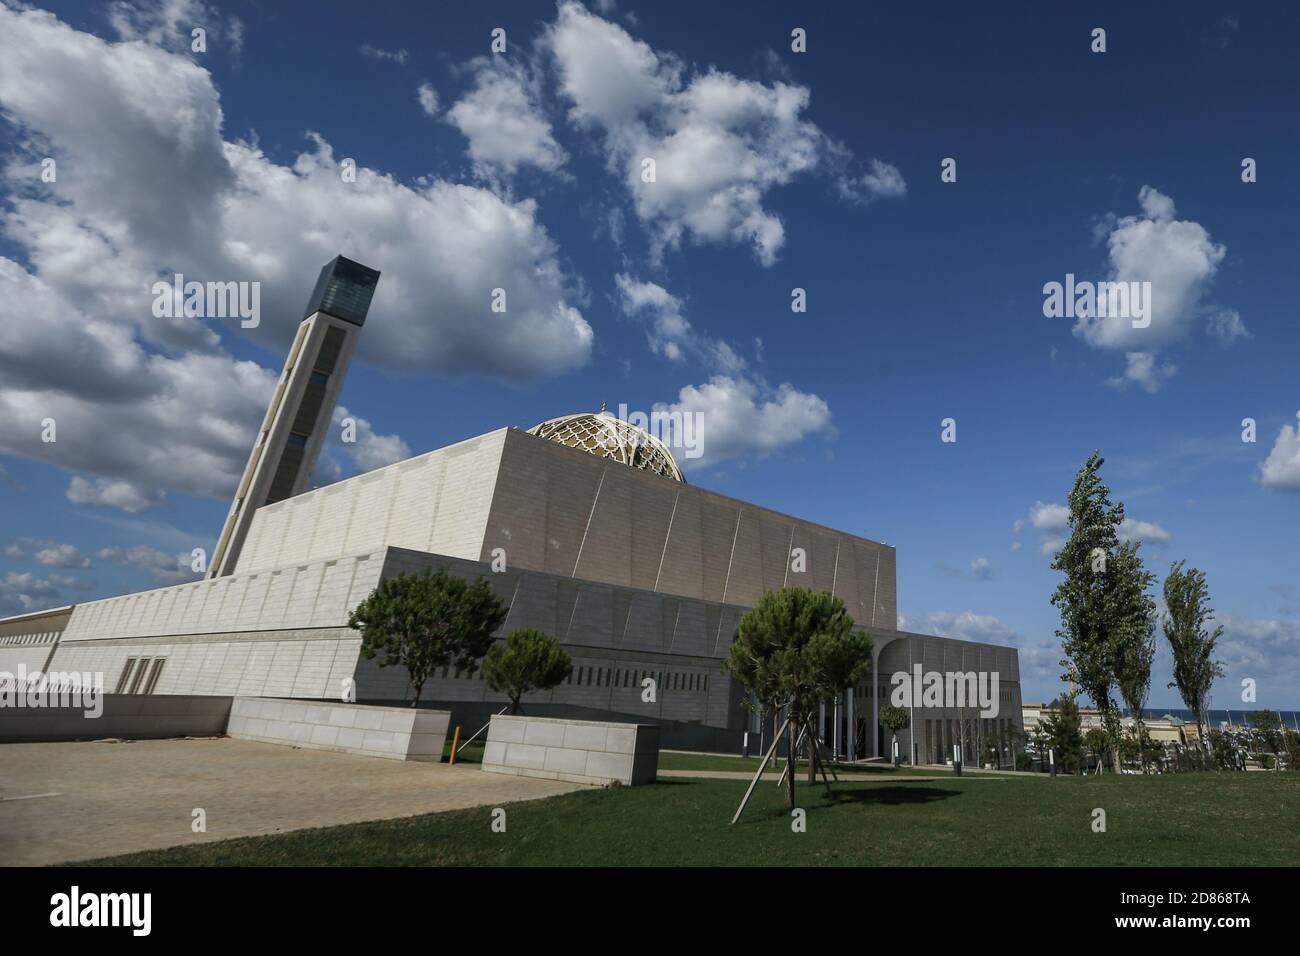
0, 0, 1296, 709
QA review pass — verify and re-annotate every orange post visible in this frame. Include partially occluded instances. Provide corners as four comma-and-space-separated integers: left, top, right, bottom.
449, 725, 462, 765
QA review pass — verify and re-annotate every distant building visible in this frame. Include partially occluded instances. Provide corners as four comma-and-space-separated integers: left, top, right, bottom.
1022, 701, 1197, 746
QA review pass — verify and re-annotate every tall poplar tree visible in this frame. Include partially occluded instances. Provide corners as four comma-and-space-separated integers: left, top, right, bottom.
1163, 561, 1225, 754
1111, 542, 1158, 768
1050, 452, 1154, 774
1114, 597, 1157, 770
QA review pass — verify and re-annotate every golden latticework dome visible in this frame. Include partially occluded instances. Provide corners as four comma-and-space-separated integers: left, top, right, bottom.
527, 410, 686, 483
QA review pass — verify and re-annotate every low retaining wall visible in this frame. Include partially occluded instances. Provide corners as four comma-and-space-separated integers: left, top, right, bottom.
0, 694, 231, 743
226, 698, 450, 761
481, 715, 659, 786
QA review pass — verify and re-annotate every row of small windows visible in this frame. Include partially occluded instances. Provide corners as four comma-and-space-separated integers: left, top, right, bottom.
860, 683, 1017, 700
114, 657, 167, 695
0, 674, 89, 692
430, 663, 708, 693
0, 632, 57, 646
566, 666, 708, 693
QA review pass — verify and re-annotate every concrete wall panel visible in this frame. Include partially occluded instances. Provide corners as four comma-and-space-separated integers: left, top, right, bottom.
227, 697, 449, 761
481, 714, 658, 786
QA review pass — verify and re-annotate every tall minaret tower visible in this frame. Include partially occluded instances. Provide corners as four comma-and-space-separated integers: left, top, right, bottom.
208, 255, 380, 578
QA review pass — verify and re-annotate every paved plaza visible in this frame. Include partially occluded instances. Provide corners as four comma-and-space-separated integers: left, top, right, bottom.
0, 737, 583, 865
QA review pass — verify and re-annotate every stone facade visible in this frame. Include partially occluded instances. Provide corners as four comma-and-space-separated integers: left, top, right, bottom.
11, 424, 1022, 759
0, 605, 69, 677
47, 629, 362, 700
483, 429, 896, 627
232, 430, 508, 575
60, 553, 384, 643
226, 427, 896, 628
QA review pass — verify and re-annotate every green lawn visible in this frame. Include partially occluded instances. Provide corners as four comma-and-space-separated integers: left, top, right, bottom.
443, 739, 485, 763
655, 750, 945, 776
446, 740, 940, 777
87, 771, 1300, 867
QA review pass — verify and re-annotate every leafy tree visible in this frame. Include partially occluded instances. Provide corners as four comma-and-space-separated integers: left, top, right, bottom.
981, 735, 998, 767
1107, 542, 1156, 768
348, 568, 507, 706
726, 586, 872, 810
1084, 727, 1111, 773
1125, 722, 1156, 773
1040, 695, 1084, 774
879, 705, 909, 762
1207, 730, 1236, 771
1032, 727, 1050, 771
1248, 710, 1283, 756
1142, 735, 1167, 772
1117, 729, 1140, 768
1001, 722, 1026, 770
482, 628, 573, 714
1163, 562, 1225, 752
1050, 451, 1155, 774
1283, 731, 1300, 773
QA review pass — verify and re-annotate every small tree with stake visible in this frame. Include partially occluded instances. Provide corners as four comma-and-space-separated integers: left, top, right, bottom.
725, 586, 872, 818
348, 568, 506, 707
482, 628, 573, 714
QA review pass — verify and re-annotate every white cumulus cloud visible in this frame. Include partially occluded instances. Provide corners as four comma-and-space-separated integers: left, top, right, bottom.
544, 1, 898, 265
446, 60, 566, 177
1014, 500, 1168, 554
0, 4, 592, 502
837, 157, 907, 204
1118, 517, 1171, 546
1259, 412, 1300, 493
67, 475, 166, 513
359, 43, 407, 64
416, 82, 439, 117
655, 375, 831, 468
0, 570, 70, 615
6, 537, 92, 569
97, 544, 197, 585
1073, 186, 1243, 388
1106, 351, 1178, 393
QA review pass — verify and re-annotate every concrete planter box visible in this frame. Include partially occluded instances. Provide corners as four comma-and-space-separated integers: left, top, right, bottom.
481, 715, 659, 786
227, 698, 449, 761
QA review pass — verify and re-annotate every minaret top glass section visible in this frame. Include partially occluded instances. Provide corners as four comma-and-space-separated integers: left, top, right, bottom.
303, 255, 381, 325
